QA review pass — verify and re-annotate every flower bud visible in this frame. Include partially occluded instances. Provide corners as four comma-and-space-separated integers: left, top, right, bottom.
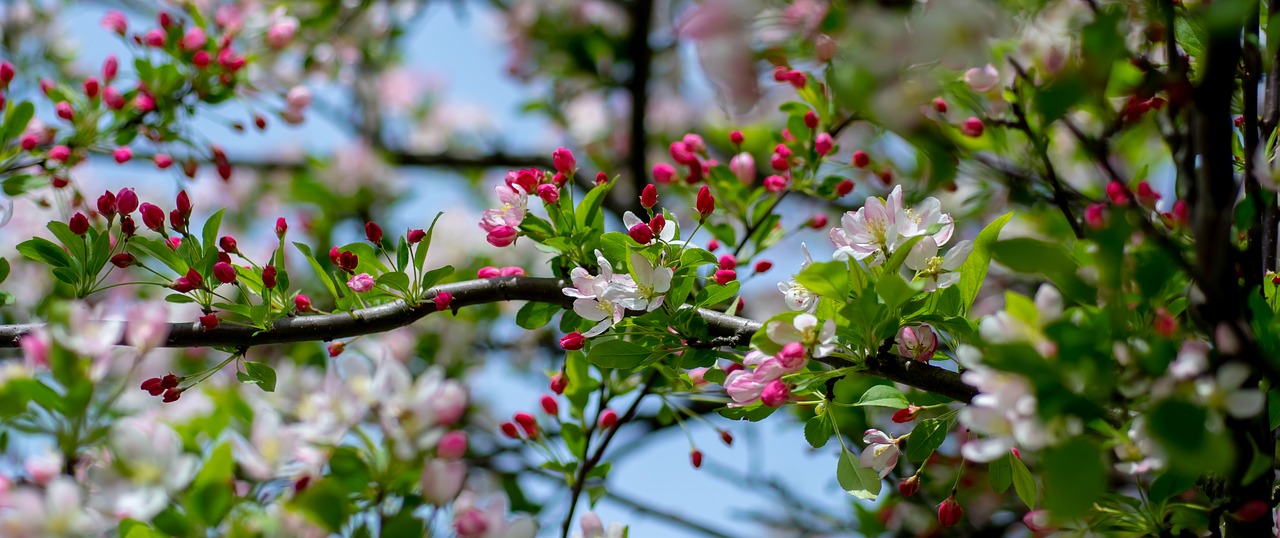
213, 261, 237, 284
648, 213, 666, 237
640, 184, 658, 209
69, 212, 89, 235
49, 145, 71, 162
764, 175, 787, 192
434, 291, 453, 311
500, 422, 520, 439
690, 449, 704, 468
540, 394, 559, 415
552, 147, 576, 174
275, 217, 288, 238
628, 222, 654, 244
810, 214, 829, 229
696, 186, 715, 221
20, 134, 38, 151
814, 133, 834, 156
730, 130, 744, 144
182, 27, 206, 51
754, 260, 772, 273
140, 377, 165, 396
55, 101, 74, 121
169, 210, 186, 233
537, 183, 560, 204
1106, 181, 1129, 205
760, 379, 790, 406
102, 55, 119, 81
328, 341, 345, 357
892, 406, 919, 423
560, 331, 586, 350
514, 412, 538, 437
1085, 203, 1107, 230
598, 409, 618, 429
899, 475, 920, 497
365, 222, 383, 244
932, 97, 948, 113
815, 34, 837, 62
718, 255, 737, 270
139, 203, 165, 232
477, 266, 501, 278
83, 77, 100, 99
770, 153, 789, 171
486, 225, 518, 247
262, 265, 277, 289
199, 313, 219, 330
720, 430, 734, 446
295, 294, 313, 312
144, 28, 166, 48
652, 163, 676, 184
852, 151, 870, 168
120, 215, 137, 237
804, 110, 819, 129
938, 496, 963, 528
707, 239, 720, 251
437, 431, 468, 460
550, 372, 567, 395
960, 117, 984, 137
714, 269, 737, 285
835, 179, 855, 197
788, 71, 807, 89
162, 388, 183, 403
407, 228, 426, 243
176, 190, 191, 216
110, 253, 136, 268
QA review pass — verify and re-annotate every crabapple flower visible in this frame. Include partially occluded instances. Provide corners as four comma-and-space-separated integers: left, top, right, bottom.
905, 237, 972, 291
347, 273, 375, 293
860, 429, 900, 478
479, 184, 528, 237
126, 301, 171, 355
777, 243, 817, 312
830, 187, 902, 265
964, 64, 1001, 92
451, 493, 537, 538
892, 188, 954, 246
624, 252, 672, 312
562, 251, 642, 336
90, 418, 198, 520
896, 325, 938, 362
1195, 362, 1265, 418
421, 459, 467, 506
573, 512, 626, 538
954, 345, 1049, 462
0, 477, 104, 537
729, 152, 755, 183
766, 313, 837, 357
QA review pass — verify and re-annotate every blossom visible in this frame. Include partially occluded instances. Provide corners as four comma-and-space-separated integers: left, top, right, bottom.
905, 237, 972, 291
1194, 362, 1265, 419
766, 313, 836, 357
347, 273, 375, 293
126, 301, 170, 355
89, 418, 198, 520
451, 492, 537, 538
479, 184, 528, 234
625, 252, 672, 311
622, 211, 674, 244
860, 429, 900, 478
422, 459, 467, 506
777, 243, 817, 312
830, 187, 902, 265
892, 189, 954, 246
573, 512, 626, 538
562, 251, 641, 336
896, 325, 938, 362
954, 345, 1049, 462
964, 64, 1001, 92
0, 477, 104, 537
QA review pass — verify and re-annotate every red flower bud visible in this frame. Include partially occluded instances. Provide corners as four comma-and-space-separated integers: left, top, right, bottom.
729, 131, 744, 144
139, 203, 165, 232
162, 388, 183, 403
594, 171, 608, 186
707, 239, 720, 251
365, 222, 383, 244
219, 236, 238, 253
433, 291, 452, 311
648, 213, 666, 237
696, 186, 714, 221
49, 145, 71, 162
1085, 203, 1107, 230
1235, 500, 1270, 522
540, 394, 559, 415
295, 294, 313, 312
120, 216, 136, 237
213, 261, 237, 284
328, 341, 345, 357
1106, 181, 1130, 205
185, 268, 203, 288
110, 253, 136, 268
810, 214, 829, 229
552, 147, 576, 174
407, 228, 426, 243
69, 212, 89, 235
0, 61, 13, 87
537, 183, 559, 204
899, 475, 920, 497
140, 377, 164, 396
20, 134, 38, 151
560, 331, 586, 351
754, 260, 773, 273
714, 269, 737, 285
690, 449, 704, 468
598, 409, 618, 429
55, 101, 74, 121
176, 190, 191, 216
652, 163, 676, 184
720, 430, 734, 446
169, 210, 186, 233
787, 70, 807, 88
113, 146, 132, 163
83, 77, 100, 99
199, 313, 219, 330
852, 151, 870, 168
275, 217, 288, 238
835, 179, 855, 197
718, 255, 737, 270
815, 133, 834, 156
628, 222, 654, 244
891, 406, 919, 423
500, 422, 520, 439
262, 265, 277, 289
938, 496, 963, 528
338, 251, 358, 273
932, 98, 948, 113
960, 117, 984, 137
804, 110, 819, 129
514, 412, 538, 437
550, 372, 567, 395
640, 184, 658, 209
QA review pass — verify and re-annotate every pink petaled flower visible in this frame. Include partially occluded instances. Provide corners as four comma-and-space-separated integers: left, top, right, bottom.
433, 291, 453, 311
479, 184, 528, 235
421, 459, 466, 506
729, 153, 755, 184
896, 325, 939, 362
144, 28, 167, 47
101, 11, 128, 34
19, 330, 50, 369
478, 266, 501, 278
500, 266, 525, 277
437, 431, 469, 460
860, 429, 900, 478
964, 64, 1001, 92
346, 273, 375, 293
286, 86, 312, 110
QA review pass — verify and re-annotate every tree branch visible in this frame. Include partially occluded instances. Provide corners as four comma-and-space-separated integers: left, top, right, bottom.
0, 277, 977, 402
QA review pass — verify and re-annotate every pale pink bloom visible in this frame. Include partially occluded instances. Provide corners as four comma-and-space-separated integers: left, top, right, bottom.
126, 301, 170, 354
22, 451, 62, 486
347, 273, 375, 293
678, 0, 761, 114
18, 330, 49, 370
782, 0, 828, 36
451, 492, 538, 538
0, 477, 103, 537
964, 64, 1001, 92
777, 243, 817, 312
266, 16, 299, 49
954, 345, 1049, 462
725, 369, 770, 406
830, 188, 903, 265
893, 192, 954, 246
421, 459, 467, 506
562, 251, 641, 336
90, 418, 198, 520
860, 429, 900, 478
623, 252, 672, 312
622, 211, 674, 245
286, 86, 312, 111
480, 185, 528, 232
1194, 362, 1265, 419
905, 237, 972, 291
766, 313, 836, 357
896, 325, 939, 362
729, 152, 755, 183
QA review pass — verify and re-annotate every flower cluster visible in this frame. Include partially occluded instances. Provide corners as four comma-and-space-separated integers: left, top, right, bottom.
562, 251, 673, 336
829, 185, 960, 273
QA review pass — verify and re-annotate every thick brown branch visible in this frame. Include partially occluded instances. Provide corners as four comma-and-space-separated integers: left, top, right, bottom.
0, 277, 976, 402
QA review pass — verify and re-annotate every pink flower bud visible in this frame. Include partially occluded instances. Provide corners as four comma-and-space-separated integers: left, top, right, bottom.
652, 163, 676, 184
407, 228, 426, 243
285, 86, 312, 110
552, 147, 576, 174
434, 291, 453, 311
135, 92, 155, 112
815, 34, 837, 62
328, 342, 345, 357
938, 496, 964, 528
514, 412, 538, 437
787, 70, 807, 89
707, 239, 720, 251
275, 217, 288, 238
83, 77, 100, 99
266, 18, 298, 49
815, 132, 834, 156
55, 102, 73, 121
696, 185, 714, 221
718, 255, 737, 270
537, 183, 560, 204
540, 394, 559, 415
365, 221, 383, 244
730, 130, 744, 144
896, 325, 939, 362
212, 262, 237, 284
49, 145, 71, 162
560, 331, 585, 350
192, 51, 211, 68
437, 431, 468, 460
691, 449, 704, 468
754, 260, 772, 273
139, 203, 165, 232
113, 146, 131, 163
770, 153, 789, 171
648, 213, 666, 236
500, 266, 525, 277
101, 11, 128, 35
804, 111, 819, 129
729, 153, 755, 183
102, 55, 119, 81
199, 313, 219, 330
1154, 308, 1178, 338
899, 475, 920, 496
810, 214, 829, 229
183, 27, 206, 51
835, 179, 855, 197
550, 372, 567, 394
144, 28, 167, 47
103, 86, 125, 110
20, 134, 38, 151
0, 62, 12, 88
1106, 181, 1129, 205
295, 294, 313, 312
1136, 181, 1161, 207
764, 175, 787, 192
486, 225, 518, 247
500, 422, 520, 439
115, 188, 138, 214
478, 266, 501, 278
262, 265, 277, 289
1172, 200, 1189, 225
960, 117, 984, 137
852, 151, 870, 168
346, 273, 375, 293
111, 253, 135, 268
714, 269, 737, 285
932, 97, 948, 113
1085, 203, 1107, 230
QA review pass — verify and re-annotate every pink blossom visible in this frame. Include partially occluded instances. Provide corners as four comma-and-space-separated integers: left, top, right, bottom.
101, 11, 128, 34
346, 273, 375, 293
964, 64, 1001, 92
729, 153, 755, 183
266, 17, 299, 49
19, 330, 50, 369
421, 459, 466, 506
896, 325, 939, 362
182, 27, 206, 51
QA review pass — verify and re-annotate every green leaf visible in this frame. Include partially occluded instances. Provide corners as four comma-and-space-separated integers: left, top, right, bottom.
905, 414, 956, 462
131, 236, 186, 275
290, 479, 352, 532
698, 281, 740, 306
201, 209, 225, 259
1011, 454, 1037, 509
989, 452, 1013, 493
584, 338, 652, 369
17, 237, 72, 268
4, 102, 34, 142
0, 257, 9, 284
956, 212, 1012, 312
413, 213, 445, 272
576, 181, 615, 232
119, 519, 167, 538
1034, 77, 1085, 125
396, 237, 409, 272
1042, 439, 1104, 519
328, 447, 370, 493
853, 385, 909, 409
1148, 471, 1196, 505
419, 265, 454, 292
837, 447, 882, 500
375, 271, 410, 293
805, 414, 832, 448
242, 361, 276, 392
876, 272, 919, 313
294, 242, 339, 301
187, 443, 234, 526
516, 301, 560, 329
795, 261, 850, 299
882, 235, 925, 275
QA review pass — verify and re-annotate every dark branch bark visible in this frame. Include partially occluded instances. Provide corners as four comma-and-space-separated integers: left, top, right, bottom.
0, 276, 977, 402
621, 0, 656, 218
